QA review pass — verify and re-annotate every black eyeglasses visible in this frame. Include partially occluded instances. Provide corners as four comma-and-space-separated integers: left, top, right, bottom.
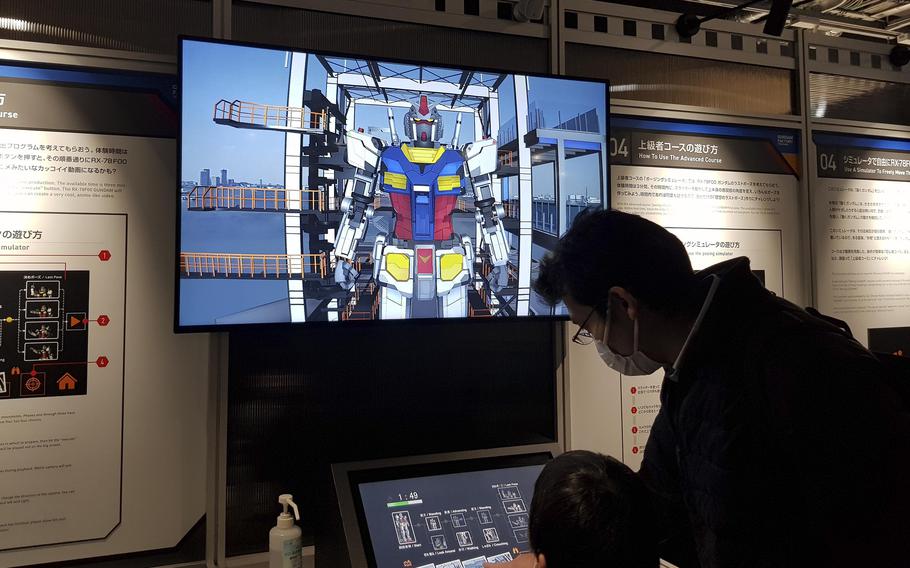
572, 307, 599, 346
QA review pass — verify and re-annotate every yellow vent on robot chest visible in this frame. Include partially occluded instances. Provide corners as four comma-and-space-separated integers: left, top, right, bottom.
437, 176, 462, 192
385, 253, 411, 282
439, 253, 464, 281
401, 144, 445, 164
384, 172, 407, 189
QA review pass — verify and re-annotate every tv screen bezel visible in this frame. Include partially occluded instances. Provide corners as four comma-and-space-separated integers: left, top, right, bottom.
175, 35, 609, 333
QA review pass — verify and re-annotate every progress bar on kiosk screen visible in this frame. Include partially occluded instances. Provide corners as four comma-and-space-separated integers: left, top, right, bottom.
387, 499, 424, 508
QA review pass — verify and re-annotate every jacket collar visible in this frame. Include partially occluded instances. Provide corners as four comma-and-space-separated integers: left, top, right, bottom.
665, 257, 768, 381
666, 273, 720, 382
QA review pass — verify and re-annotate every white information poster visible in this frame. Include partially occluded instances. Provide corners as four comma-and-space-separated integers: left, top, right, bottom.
0, 211, 126, 548
0, 64, 207, 561
609, 117, 804, 468
812, 132, 910, 357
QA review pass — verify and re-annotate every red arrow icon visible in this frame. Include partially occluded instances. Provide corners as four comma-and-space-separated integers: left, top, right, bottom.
98, 250, 111, 261
96, 356, 109, 368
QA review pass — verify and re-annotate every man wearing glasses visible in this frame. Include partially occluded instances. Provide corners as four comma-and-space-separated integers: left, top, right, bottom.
496, 209, 909, 568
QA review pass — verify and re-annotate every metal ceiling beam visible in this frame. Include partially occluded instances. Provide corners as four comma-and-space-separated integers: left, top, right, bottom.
790, 13, 901, 39
675, 0, 906, 39
336, 73, 492, 98
491, 73, 509, 92
451, 70, 474, 107
366, 60, 388, 103
352, 99, 476, 113
876, 4, 910, 19
315, 55, 334, 76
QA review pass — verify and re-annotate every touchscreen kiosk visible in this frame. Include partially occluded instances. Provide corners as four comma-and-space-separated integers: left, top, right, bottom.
330, 445, 559, 568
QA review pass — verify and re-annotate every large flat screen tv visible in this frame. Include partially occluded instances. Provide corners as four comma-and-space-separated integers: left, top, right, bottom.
177, 37, 608, 330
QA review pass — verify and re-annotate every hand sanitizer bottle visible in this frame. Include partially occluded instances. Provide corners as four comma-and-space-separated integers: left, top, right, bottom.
269, 494, 302, 568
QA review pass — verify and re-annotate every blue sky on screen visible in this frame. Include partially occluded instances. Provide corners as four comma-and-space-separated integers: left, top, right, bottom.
182, 40, 606, 189
182, 41, 288, 184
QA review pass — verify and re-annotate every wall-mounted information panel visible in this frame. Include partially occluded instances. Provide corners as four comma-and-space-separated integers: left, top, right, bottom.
609, 116, 804, 468
0, 61, 207, 564
812, 132, 910, 357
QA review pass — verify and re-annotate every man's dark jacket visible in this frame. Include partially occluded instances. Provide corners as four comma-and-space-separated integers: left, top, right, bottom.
639, 257, 910, 568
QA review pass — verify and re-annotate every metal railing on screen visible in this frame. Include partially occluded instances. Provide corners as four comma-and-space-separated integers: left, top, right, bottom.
342, 282, 379, 321
213, 100, 328, 131
498, 149, 516, 168
186, 186, 329, 212
180, 252, 327, 279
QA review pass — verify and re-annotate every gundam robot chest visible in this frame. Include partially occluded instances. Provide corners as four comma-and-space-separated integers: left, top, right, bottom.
380, 149, 466, 242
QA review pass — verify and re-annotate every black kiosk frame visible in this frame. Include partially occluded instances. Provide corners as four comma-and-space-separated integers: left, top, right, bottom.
328, 444, 561, 568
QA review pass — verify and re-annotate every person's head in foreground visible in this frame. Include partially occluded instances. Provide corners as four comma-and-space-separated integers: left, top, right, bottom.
535, 208, 700, 375
527, 450, 658, 568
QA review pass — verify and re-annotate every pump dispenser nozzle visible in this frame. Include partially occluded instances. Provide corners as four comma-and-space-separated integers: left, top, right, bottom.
277, 494, 300, 528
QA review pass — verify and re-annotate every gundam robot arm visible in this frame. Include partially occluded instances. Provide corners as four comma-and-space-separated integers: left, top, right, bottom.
464, 139, 509, 266
335, 130, 384, 289
464, 138, 510, 291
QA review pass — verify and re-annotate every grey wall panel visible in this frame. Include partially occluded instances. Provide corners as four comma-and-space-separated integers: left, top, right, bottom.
810, 73, 910, 127
0, 0, 211, 54
232, 1, 549, 74
566, 42, 797, 116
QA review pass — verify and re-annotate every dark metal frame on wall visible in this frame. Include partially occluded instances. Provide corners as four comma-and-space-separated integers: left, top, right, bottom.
231, 0, 551, 75
223, 320, 564, 557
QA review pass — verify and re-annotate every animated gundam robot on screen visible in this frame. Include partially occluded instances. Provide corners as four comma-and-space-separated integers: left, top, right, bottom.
334, 95, 509, 319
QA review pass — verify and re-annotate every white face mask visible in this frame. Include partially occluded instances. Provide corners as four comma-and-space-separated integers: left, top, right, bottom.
595, 316, 663, 376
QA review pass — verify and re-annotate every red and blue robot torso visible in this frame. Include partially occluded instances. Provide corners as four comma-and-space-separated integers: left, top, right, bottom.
379, 143, 466, 242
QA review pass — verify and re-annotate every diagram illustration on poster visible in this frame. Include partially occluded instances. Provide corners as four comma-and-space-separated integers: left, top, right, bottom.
0, 214, 121, 403
0, 267, 113, 400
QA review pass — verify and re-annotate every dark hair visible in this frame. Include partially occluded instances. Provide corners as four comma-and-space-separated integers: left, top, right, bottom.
535, 209, 696, 316
529, 451, 658, 568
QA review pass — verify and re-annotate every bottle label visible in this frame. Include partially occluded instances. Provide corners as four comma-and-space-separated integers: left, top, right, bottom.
283, 537, 302, 568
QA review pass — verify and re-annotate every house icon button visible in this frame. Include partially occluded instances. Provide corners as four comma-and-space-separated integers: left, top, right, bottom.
57, 373, 77, 391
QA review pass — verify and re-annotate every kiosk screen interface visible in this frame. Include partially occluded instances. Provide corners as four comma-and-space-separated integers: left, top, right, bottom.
357, 464, 545, 568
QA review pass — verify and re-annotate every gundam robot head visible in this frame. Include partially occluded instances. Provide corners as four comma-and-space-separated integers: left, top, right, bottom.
404, 95, 444, 148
